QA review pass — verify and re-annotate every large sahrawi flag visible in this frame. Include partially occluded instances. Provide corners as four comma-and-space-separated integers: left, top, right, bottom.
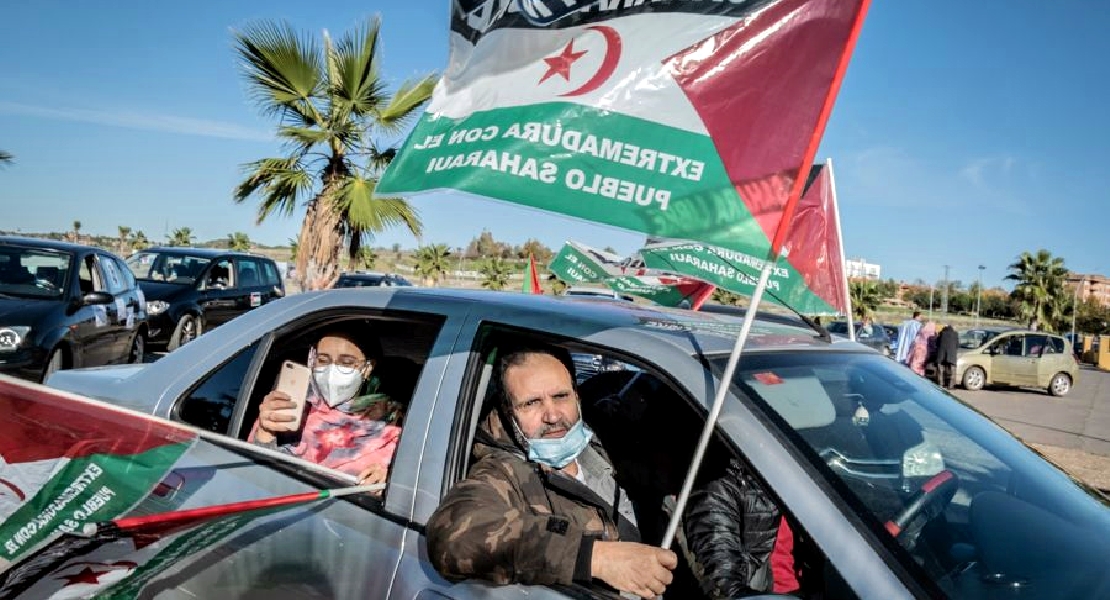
639, 162, 850, 315
377, 0, 869, 256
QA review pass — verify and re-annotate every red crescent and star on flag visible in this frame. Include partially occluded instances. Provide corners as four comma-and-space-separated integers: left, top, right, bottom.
538, 25, 622, 97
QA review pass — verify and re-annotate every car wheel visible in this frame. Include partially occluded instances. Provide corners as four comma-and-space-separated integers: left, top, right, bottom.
1048, 373, 1071, 397
168, 314, 201, 351
128, 333, 145, 364
41, 347, 65, 383
962, 366, 986, 391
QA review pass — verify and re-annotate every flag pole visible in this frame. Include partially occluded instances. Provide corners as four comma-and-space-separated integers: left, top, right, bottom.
659, 0, 873, 551
828, 158, 856, 341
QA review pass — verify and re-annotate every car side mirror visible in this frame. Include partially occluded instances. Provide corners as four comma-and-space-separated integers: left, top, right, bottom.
81, 291, 114, 306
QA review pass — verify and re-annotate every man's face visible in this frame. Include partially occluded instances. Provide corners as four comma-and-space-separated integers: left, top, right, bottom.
504, 353, 579, 440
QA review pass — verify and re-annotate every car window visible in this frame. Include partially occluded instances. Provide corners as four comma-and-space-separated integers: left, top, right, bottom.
1050, 336, 1066, 354
204, 258, 234, 290
236, 257, 265, 288
99, 254, 127, 295
79, 254, 106, 294
720, 351, 1110, 599
112, 257, 136, 291
1001, 335, 1023, 356
176, 341, 262, 434
0, 245, 71, 299
195, 310, 448, 502
262, 260, 281, 287
1024, 334, 1051, 356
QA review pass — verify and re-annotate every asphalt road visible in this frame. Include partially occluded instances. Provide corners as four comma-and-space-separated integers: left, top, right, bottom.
951, 365, 1110, 458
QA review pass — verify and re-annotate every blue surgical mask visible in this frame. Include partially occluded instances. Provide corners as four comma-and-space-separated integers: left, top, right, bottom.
525, 418, 594, 469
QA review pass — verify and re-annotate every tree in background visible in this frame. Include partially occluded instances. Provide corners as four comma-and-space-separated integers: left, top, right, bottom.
1006, 249, 1069, 331
232, 16, 435, 291
850, 280, 881, 319
480, 257, 511, 290
168, 227, 195, 247
466, 229, 500, 259
288, 237, 299, 262
228, 232, 252, 251
70, 220, 82, 243
517, 239, 553, 262
132, 231, 150, 251
415, 244, 451, 286
357, 247, 378, 270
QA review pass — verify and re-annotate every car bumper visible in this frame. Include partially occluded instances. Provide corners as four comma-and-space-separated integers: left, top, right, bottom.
145, 312, 176, 344
0, 347, 47, 382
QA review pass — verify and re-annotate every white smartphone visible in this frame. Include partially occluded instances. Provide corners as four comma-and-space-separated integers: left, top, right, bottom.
273, 360, 311, 430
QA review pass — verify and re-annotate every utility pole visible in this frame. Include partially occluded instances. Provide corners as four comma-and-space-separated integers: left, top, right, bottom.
928, 284, 935, 319
941, 265, 951, 315
976, 265, 985, 328
1071, 274, 1084, 345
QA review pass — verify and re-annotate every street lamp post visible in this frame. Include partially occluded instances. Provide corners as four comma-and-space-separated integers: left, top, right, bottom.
1071, 275, 1084, 344
976, 265, 985, 327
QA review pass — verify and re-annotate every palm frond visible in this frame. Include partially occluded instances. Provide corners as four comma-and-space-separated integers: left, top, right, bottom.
331, 16, 387, 116
375, 74, 438, 134
234, 157, 315, 224
233, 20, 325, 123
332, 174, 423, 237
276, 125, 332, 149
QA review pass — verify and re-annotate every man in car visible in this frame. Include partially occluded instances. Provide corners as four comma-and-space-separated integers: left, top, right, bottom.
426, 343, 677, 599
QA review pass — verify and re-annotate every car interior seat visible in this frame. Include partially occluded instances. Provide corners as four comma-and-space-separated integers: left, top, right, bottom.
35, 266, 61, 287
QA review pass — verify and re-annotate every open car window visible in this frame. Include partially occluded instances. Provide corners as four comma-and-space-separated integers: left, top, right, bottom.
719, 351, 1110, 599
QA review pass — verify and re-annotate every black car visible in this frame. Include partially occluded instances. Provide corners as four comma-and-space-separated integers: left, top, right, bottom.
827, 320, 893, 357
334, 271, 414, 288
125, 247, 284, 350
0, 236, 147, 382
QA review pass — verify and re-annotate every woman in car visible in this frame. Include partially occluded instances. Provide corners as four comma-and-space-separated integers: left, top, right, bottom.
249, 322, 404, 489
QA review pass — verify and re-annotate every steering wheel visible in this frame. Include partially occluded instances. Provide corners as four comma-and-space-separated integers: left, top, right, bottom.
885, 469, 958, 545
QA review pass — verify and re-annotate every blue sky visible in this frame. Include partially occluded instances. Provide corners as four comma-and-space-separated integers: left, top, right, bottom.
1, 1, 1107, 286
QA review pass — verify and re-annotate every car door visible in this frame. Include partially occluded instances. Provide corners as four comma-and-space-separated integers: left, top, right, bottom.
236, 257, 279, 311
145, 290, 474, 598
986, 334, 1027, 386
71, 252, 121, 367
196, 257, 241, 329
1030, 334, 1066, 387
96, 252, 134, 362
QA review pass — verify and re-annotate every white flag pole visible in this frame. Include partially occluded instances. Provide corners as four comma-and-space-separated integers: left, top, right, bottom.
828, 158, 856, 341
660, 257, 776, 548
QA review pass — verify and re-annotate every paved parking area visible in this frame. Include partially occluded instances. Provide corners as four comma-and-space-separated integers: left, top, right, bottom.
951, 366, 1110, 490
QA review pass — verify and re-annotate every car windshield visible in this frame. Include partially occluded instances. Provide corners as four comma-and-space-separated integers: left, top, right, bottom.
713, 351, 1110, 598
126, 251, 211, 285
959, 330, 999, 349
825, 321, 850, 334
0, 246, 71, 299
338, 275, 384, 287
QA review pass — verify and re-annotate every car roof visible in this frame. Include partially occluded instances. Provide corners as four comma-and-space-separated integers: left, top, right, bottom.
350, 287, 865, 355
0, 235, 98, 253
140, 246, 272, 260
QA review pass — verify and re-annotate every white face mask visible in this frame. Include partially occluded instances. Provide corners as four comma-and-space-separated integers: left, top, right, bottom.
313, 365, 364, 407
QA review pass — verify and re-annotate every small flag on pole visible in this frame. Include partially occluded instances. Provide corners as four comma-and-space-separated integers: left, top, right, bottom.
524, 253, 543, 294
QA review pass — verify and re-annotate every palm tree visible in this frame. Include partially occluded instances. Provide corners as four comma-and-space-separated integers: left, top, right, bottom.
169, 227, 195, 247
231, 17, 436, 292
415, 244, 451, 286
0, 150, 12, 166
480, 257, 512, 291
850, 280, 881, 319
117, 226, 132, 255
287, 237, 299, 262
357, 246, 378, 269
228, 232, 252, 251
1006, 249, 1069, 331
71, 220, 82, 243
132, 231, 150, 251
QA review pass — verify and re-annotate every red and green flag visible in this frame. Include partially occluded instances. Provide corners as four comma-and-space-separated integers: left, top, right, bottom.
637, 162, 850, 316
377, 0, 870, 260
523, 253, 544, 294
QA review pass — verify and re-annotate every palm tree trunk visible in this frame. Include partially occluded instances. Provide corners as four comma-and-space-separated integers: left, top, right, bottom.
295, 190, 344, 292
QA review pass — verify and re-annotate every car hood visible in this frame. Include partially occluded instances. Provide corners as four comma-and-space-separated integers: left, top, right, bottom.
45, 363, 149, 402
138, 280, 191, 301
0, 296, 59, 325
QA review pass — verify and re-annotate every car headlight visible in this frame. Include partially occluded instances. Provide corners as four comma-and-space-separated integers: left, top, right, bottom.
0, 326, 32, 351
147, 301, 169, 315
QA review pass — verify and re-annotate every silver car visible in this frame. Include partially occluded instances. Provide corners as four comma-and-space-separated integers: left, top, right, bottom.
26, 288, 1110, 599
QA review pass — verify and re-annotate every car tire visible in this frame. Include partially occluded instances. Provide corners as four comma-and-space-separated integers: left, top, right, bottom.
168, 314, 202, 351
128, 333, 145, 364
41, 347, 65, 383
962, 366, 986, 391
1048, 373, 1071, 397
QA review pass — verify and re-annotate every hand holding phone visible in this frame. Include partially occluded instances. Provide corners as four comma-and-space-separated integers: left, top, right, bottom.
260, 361, 311, 434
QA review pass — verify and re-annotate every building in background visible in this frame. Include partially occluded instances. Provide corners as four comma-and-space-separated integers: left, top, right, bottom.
845, 257, 881, 280
1067, 273, 1110, 307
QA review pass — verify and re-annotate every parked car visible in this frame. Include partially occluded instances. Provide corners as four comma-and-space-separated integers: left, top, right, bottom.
38, 289, 1110, 599
334, 271, 415, 288
825, 320, 893, 357
125, 247, 284, 350
956, 329, 1079, 396
0, 236, 147, 382
959, 326, 1020, 350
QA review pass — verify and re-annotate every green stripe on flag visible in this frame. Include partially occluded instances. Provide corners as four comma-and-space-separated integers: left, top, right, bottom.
378, 102, 773, 256
0, 442, 193, 563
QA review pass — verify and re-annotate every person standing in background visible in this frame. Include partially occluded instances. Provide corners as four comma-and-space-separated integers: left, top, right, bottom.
895, 311, 924, 365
